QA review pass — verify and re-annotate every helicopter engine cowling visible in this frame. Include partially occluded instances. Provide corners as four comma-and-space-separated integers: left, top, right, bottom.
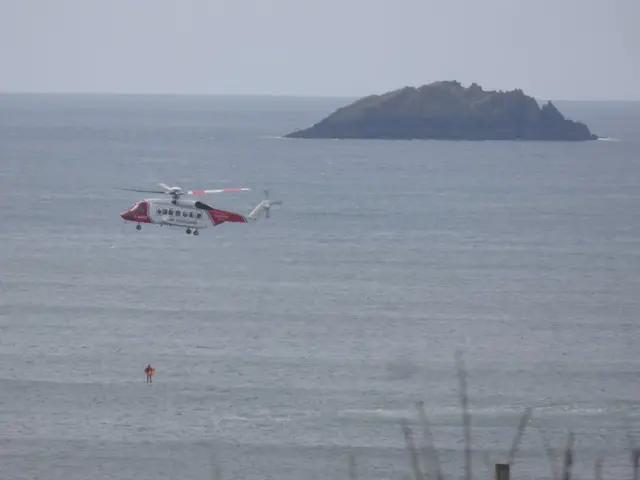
172, 198, 199, 208
194, 200, 214, 210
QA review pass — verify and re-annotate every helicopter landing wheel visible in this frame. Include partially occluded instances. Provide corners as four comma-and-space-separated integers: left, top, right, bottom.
186, 228, 192, 234
136, 224, 141, 231
193, 229, 199, 236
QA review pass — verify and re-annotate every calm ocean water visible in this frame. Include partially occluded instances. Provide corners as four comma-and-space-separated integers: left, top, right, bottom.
0, 94, 639, 480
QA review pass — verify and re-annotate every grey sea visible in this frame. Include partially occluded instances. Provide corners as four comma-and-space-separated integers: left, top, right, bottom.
0, 94, 639, 480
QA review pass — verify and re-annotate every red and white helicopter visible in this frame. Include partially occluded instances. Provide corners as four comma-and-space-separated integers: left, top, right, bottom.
119, 183, 281, 235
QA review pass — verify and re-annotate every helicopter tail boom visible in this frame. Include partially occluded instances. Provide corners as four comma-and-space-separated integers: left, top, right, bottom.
206, 208, 249, 226
205, 198, 282, 226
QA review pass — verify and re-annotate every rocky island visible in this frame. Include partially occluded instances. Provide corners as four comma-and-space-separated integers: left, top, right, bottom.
284, 81, 598, 141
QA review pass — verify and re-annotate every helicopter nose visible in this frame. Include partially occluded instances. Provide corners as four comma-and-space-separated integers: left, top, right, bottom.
120, 210, 134, 221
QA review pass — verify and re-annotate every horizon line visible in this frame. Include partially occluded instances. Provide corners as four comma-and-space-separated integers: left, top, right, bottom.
0, 90, 639, 103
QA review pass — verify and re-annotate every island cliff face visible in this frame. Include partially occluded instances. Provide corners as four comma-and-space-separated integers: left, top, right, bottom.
284, 81, 598, 141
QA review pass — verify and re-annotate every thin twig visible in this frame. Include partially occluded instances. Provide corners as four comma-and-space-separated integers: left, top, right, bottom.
481, 451, 492, 474
632, 449, 640, 480
348, 453, 358, 480
507, 407, 533, 465
416, 401, 444, 480
624, 411, 638, 452
455, 351, 472, 480
561, 432, 575, 480
625, 414, 640, 480
594, 457, 603, 480
537, 427, 558, 480
210, 448, 222, 480
402, 420, 425, 480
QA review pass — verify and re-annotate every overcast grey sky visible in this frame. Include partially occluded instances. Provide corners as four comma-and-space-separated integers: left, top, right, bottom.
1, 0, 638, 100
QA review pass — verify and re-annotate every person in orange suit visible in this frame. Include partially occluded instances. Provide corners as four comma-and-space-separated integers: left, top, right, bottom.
144, 364, 155, 383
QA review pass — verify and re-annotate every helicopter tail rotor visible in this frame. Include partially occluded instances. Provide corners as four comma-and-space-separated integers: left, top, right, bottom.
264, 190, 271, 218
247, 190, 282, 220
264, 199, 282, 219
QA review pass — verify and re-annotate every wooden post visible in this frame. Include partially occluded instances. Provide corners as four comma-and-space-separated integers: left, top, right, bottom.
495, 463, 510, 480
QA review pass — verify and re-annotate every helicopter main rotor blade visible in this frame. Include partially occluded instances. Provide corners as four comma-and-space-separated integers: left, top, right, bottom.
119, 185, 250, 196
186, 187, 251, 195
158, 183, 176, 192
119, 188, 168, 194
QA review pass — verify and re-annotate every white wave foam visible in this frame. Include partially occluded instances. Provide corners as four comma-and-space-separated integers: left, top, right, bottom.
338, 408, 414, 419
337, 404, 629, 421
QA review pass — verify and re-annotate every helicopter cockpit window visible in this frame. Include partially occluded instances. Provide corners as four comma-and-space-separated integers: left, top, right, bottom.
133, 202, 147, 214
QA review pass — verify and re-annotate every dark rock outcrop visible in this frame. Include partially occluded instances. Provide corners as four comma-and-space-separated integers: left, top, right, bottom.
284, 81, 598, 141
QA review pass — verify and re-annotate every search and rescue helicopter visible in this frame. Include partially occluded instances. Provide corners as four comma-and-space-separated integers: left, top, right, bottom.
119, 183, 282, 235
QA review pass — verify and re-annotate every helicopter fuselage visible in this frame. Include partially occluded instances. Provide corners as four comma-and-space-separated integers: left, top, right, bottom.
120, 197, 249, 234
